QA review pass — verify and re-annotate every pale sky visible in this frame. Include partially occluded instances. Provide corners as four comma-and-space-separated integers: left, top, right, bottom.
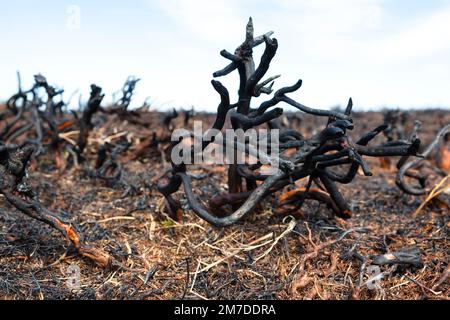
1, 0, 450, 111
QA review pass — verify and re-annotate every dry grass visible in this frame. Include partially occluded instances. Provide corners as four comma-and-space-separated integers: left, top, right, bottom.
0, 109, 449, 300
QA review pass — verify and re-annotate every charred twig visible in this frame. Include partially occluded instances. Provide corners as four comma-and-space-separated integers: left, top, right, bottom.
163, 109, 179, 131
115, 76, 141, 112
76, 84, 104, 158
396, 124, 450, 195
372, 246, 423, 268
158, 18, 426, 227
183, 107, 195, 127
94, 140, 131, 182
0, 143, 111, 267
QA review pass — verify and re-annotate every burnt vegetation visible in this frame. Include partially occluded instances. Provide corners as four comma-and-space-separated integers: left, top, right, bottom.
0, 19, 449, 300
158, 18, 448, 226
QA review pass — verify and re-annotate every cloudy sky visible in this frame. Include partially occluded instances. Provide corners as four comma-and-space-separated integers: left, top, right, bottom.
1, 0, 450, 111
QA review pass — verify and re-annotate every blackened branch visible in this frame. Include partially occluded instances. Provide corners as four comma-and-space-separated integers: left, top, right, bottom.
157, 18, 440, 227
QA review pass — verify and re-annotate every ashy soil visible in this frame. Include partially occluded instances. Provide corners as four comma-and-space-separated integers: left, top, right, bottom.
0, 107, 449, 300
